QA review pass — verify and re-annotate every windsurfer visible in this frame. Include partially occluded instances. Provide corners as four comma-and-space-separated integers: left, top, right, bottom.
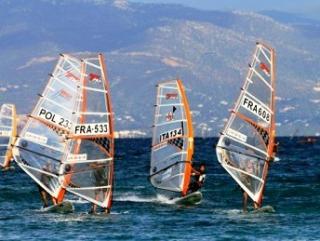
89, 163, 109, 214
188, 163, 206, 193
39, 162, 57, 207
241, 156, 259, 212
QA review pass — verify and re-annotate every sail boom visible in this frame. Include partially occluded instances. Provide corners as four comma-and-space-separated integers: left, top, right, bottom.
67, 185, 111, 191
63, 157, 112, 164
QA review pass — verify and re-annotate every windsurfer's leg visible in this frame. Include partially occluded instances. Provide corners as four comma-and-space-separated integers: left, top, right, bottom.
52, 197, 57, 205
253, 202, 259, 209
38, 185, 48, 208
242, 191, 248, 212
89, 203, 97, 214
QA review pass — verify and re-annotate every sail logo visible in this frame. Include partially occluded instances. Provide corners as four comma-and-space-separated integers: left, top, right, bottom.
65, 71, 80, 81
159, 128, 183, 142
73, 122, 109, 136
165, 93, 178, 100
166, 106, 177, 121
259, 62, 270, 77
227, 128, 247, 143
89, 73, 101, 82
241, 96, 271, 123
37, 108, 72, 130
66, 153, 87, 162
25, 132, 48, 144
54, 89, 72, 100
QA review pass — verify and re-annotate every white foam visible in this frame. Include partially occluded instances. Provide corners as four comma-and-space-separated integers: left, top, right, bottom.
114, 193, 175, 204
65, 198, 89, 204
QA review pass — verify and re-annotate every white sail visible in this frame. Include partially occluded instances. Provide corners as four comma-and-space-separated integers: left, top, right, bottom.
150, 79, 193, 196
13, 54, 82, 198
0, 104, 17, 168
60, 54, 114, 209
216, 42, 276, 205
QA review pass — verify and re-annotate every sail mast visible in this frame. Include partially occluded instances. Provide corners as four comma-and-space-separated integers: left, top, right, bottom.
257, 42, 276, 205
99, 53, 115, 209
177, 80, 194, 196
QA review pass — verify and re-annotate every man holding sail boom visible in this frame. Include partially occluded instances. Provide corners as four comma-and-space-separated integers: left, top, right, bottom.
221, 138, 259, 212
89, 162, 110, 214
188, 163, 206, 193
39, 161, 57, 207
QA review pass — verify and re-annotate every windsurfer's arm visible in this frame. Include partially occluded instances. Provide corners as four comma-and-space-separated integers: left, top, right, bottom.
191, 167, 200, 176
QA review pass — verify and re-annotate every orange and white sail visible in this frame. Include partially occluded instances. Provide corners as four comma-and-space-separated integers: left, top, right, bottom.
12, 54, 82, 198
150, 79, 193, 196
216, 42, 276, 206
59, 54, 114, 210
13, 53, 114, 210
0, 104, 17, 168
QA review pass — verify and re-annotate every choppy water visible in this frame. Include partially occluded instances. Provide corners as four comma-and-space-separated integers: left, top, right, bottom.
0, 138, 319, 240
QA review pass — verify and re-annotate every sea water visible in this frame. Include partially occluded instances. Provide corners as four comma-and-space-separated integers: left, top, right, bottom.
0, 138, 319, 240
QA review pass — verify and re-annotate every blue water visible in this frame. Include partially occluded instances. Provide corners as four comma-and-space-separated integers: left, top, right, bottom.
0, 138, 319, 240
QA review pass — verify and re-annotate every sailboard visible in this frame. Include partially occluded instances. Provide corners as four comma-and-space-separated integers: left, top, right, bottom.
0, 104, 17, 169
150, 79, 196, 201
42, 200, 74, 214
174, 191, 202, 205
59, 53, 115, 211
216, 42, 276, 207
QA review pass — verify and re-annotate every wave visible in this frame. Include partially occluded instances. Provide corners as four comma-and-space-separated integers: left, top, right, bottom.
114, 193, 175, 204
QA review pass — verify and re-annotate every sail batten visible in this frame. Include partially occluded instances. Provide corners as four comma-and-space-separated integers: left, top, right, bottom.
216, 42, 276, 206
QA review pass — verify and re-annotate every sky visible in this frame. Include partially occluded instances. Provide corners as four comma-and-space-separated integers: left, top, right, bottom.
129, 0, 320, 20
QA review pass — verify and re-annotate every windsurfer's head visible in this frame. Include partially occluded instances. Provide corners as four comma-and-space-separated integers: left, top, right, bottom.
199, 163, 206, 174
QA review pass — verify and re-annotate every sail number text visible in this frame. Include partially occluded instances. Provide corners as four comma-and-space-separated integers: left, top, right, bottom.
159, 128, 183, 142
37, 108, 72, 130
73, 123, 109, 136
241, 96, 271, 123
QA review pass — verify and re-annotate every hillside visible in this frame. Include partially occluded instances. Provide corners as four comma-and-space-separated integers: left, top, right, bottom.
1, 0, 320, 136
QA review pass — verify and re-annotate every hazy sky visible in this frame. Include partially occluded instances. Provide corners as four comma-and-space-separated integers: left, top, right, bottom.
129, 0, 320, 19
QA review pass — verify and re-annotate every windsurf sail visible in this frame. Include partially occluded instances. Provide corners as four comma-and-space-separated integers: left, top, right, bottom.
150, 79, 194, 196
216, 42, 276, 207
13, 54, 83, 198
58, 54, 114, 210
0, 104, 17, 168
